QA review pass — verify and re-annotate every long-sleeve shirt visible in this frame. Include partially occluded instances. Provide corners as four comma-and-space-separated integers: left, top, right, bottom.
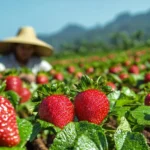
0, 53, 52, 74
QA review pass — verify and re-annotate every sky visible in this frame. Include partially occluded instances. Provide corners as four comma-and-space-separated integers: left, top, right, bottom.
0, 0, 150, 39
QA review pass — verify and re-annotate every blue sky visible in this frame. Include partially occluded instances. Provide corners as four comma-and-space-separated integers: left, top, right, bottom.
0, 0, 150, 39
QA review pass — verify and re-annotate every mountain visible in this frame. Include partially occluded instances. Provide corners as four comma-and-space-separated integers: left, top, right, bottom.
38, 9, 150, 50
38, 24, 87, 49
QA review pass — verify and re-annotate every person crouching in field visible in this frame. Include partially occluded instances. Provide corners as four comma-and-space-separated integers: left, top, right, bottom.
0, 26, 54, 82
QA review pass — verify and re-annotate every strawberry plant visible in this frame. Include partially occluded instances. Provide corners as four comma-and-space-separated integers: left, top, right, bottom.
1, 48, 150, 149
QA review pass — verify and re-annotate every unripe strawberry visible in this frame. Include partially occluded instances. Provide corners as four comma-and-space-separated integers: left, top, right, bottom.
38, 95, 74, 128
0, 96, 20, 147
74, 89, 109, 125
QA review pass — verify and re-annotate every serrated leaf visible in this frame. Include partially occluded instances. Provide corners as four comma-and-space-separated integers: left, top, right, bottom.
115, 93, 137, 107
74, 134, 99, 150
121, 132, 149, 150
111, 107, 130, 118
117, 117, 131, 132
30, 119, 61, 142
121, 87, 136, 98
114, 117, 149, 150
114, 117, 131, 150
50, 121, 108, 150
17, 118, 33, 148
4, 91, 20, 108
107, 90, 120, 110
131, 106, 150, 125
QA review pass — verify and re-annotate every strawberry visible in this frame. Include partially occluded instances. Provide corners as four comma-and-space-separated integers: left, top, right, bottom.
119, 73, 129, 80
144, 94, 150, 106
109, 65, 122, 74
53, 73, 64, 81
86, 67, 94, 74
107, 82, 116, 91
36, 74, 49, 84
38, 95, 74, 128
67, 66, 75, 74
75, 72, 83, 79
128, 65, 139, 74
49, 69, 56, 76
144, 73, 150, 83
123, 60, 131, 66
0, 96, 20, 147
20, 87, 31, 103
74, 89, 109, 125
5, 76, 23, 95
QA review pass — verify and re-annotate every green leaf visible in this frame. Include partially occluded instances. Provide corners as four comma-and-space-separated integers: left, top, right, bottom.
121, 87, 136, 98
74, 134, 99, 150
117, 117, 131, 132
114, 117, 149, 150
111, 107, 130, 118
4, 91, 20, 108
30, 119, 61, 142
0, 81, 6, 93
50, 121, 108, 150
114, 117, 131, 150
107, 90, 120, 110
50, 122, 77, 150
115, 93, 137, 107
17, 118, 33, 148
121, 132, 149, 150
131, 106, 150, 125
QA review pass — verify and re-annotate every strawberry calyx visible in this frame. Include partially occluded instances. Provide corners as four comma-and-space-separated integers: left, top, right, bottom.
75, 75, 113, 94
32, 81, 73, 103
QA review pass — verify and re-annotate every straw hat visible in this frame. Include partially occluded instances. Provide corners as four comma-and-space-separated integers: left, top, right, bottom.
0, 26, 53, 56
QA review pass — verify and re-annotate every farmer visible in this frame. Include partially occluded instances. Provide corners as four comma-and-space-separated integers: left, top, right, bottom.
0, 26, 53, 82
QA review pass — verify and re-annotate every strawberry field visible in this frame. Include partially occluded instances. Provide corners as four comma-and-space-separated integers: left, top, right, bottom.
1, 48, 150, 150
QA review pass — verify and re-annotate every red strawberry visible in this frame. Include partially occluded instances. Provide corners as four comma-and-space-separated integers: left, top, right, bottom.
0, 96, 20, 147
144, 73, 150, 83
119, 73, 129, 80
53, 73, 64, 81
36, 74, 49, 84
107, 82, 116, 91
20, 87, 31, 103
109, 66, 122, 74
67, 66, 75, 74
38, 95, 74, 128
123, 60, 131, 66
86, 67, 94, 74
144, 94, 150, 106
74, 89, 109, 124
5, 76, 23, 94
75, 72, 83, 79
128, 65, 139, 74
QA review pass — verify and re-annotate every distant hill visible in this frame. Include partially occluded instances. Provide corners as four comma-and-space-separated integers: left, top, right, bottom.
38, 24, 87, 49
38, 9, 150, 50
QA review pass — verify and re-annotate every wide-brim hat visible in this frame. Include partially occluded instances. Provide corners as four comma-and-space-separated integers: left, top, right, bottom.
0, 26, 54, 56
